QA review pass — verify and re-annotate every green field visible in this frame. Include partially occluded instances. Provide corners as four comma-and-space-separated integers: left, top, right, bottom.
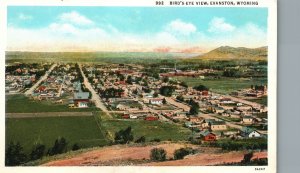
245, 96, 268, 106
173, 77, 267, 94
6, 94, 100, 113
101, 119, 191, 142
6, 116, 108, 154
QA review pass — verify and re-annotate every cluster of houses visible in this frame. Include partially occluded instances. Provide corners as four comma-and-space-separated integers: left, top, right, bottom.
5, 74, 36, 93
30, 64, 90, 108
5, 63, 49, 93
81, 63, 267, 140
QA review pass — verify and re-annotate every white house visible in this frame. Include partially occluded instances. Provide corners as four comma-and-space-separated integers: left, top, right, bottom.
149, 98, 163, 105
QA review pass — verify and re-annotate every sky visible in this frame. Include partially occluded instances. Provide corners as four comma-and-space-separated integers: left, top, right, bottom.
7, 6, 268, 53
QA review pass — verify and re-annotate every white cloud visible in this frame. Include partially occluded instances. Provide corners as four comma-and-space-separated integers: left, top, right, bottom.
165, 19, 197, 36
18, 13, 32, 20
58, 11, 94, 26
7, 14, 266, 52
208, 17, 235, 33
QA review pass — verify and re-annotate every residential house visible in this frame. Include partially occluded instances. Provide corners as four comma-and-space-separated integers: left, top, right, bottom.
199, 130, 217, 141
240, 127, 261, 138
73, 92, 90, 108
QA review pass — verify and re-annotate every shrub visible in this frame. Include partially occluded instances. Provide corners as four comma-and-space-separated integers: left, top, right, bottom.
173, 147, 195, 160
150, 148, 167, 162
72, 143, 81, 151
150, 138, 161, 142
135, 136, 146, 143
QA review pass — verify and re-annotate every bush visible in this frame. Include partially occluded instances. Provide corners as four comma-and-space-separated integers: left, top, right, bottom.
135, 136, 146, 143
150, 138, 161, 142
150, 148, 167, 161
72, 143, 81, 151
173, 147, 195, 160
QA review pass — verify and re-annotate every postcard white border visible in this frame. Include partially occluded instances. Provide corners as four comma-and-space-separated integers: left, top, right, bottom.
0, 0, 277, 173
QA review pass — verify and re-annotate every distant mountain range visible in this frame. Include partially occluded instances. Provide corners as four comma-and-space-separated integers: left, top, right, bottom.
194, 46, 267, 60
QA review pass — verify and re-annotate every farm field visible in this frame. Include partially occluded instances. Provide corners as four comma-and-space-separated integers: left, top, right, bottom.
6, 116, 108, 154
5, 94, 100, 113
173, 77, 267, 94
101, 119, 191, 142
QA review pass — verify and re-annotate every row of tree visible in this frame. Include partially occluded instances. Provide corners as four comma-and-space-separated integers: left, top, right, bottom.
5, 137, 80, 166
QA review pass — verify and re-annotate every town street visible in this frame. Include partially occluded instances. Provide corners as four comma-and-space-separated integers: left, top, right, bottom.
78, 64, 112, 118
24, 63, 57, 96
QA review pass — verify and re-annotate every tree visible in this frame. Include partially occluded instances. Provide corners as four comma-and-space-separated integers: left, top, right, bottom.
30, 143, 46, 161
188, 99, 199, 115
47, 137, 68, 156
173, 147, 195, 160
114, 126, 134, 144
150, 148, 167, 161
135, 136, 146, 143
193, 85, 209, 91
5, 142, 27, 166
162, 98, 167, 104
126, 75, 133, 84
153, 92, 158, 98
159, 86, 175, 97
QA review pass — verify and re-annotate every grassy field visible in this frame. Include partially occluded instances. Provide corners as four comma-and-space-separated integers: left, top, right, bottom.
6, 116, 108, 154
173, 77, 267, 94
101, 119, 191, 142
6, 94, 100, 113
245, 96, 268, 106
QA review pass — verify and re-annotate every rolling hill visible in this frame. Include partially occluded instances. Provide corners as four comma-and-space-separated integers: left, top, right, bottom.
195, 46, 267, 60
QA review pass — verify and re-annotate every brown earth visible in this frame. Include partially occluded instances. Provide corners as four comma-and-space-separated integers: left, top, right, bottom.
142, 151, 267, 166
43, 142, 267, 166
43, 143, 198, 166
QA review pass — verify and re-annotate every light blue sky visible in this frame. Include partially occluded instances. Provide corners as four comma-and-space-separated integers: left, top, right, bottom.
7, 6, 268, 52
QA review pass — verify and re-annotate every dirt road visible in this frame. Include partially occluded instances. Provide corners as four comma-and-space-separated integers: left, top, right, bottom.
6, 112, 93, 118
78, 64, 111, 118
25, 63, 57, 96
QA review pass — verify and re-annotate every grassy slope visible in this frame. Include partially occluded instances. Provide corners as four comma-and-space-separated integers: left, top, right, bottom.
6, 116, 108, 154
101, 119, 191, 142
6, 94, 100, 113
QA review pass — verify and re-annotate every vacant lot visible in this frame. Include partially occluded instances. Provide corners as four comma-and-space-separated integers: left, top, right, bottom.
174, 77, 267, 94
6, 94, 99, 113
6, 116, 108, 154
101, 119, 191, 142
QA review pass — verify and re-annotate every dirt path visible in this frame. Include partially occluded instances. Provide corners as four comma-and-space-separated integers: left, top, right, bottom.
6, 112, 93, 118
